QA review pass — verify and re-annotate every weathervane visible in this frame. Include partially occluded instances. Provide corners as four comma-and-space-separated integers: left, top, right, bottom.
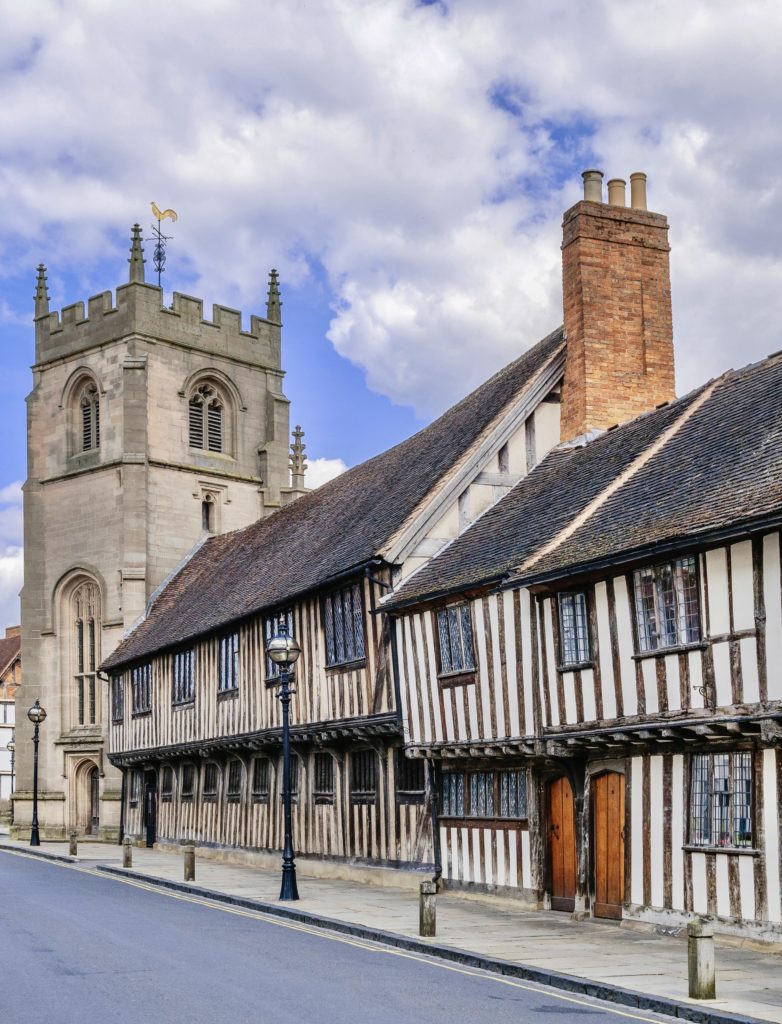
149, 202, 178, 287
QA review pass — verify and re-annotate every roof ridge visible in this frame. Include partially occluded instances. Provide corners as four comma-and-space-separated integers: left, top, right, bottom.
512, 373, 726, 578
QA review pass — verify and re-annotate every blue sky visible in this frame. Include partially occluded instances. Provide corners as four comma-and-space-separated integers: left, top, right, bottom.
2, 0, 782, 627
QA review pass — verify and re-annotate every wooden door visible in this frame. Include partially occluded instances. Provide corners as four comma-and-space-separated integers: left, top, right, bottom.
593, 771, 625, 920
547, 776, 577, 912
89, 766, 100, 835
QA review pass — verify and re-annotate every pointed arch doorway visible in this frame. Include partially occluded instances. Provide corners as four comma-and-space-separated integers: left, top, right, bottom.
72, 759, 101, 835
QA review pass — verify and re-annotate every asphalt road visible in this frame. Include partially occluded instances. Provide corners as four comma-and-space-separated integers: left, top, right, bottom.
0, 852, 679, 1024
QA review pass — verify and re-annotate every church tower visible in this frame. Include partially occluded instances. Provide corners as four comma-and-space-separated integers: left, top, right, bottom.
13, 228, 304, 839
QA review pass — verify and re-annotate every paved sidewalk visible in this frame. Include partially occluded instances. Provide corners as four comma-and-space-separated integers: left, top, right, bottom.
2, 837, 780, 1023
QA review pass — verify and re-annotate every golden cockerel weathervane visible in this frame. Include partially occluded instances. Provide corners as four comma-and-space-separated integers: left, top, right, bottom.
149, 202, 178, 287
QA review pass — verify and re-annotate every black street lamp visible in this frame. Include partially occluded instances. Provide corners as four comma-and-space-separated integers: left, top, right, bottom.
27, 699, 47, 847
266, 618, 302, 901
6, 735, 15, 792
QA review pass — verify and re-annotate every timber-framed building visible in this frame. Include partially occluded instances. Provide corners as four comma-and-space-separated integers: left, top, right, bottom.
101, 169, 782, 942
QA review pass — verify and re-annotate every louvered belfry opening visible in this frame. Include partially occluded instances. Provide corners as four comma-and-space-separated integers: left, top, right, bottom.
80, 382, 100, 451
189, 383, 223, 453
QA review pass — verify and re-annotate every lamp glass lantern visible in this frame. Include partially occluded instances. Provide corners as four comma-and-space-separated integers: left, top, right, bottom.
27, 699, 47, 725
267, 627, 301, 668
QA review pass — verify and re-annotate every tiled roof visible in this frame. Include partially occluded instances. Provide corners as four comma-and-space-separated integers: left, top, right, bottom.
514, 352, 782, 585
383, 387, 706, 609
103, 328, 565, 670
0, 632, 21, 678
385, 350, 782, 609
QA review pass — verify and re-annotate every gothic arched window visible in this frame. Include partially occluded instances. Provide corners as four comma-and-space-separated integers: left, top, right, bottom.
78, 381, 100, 452
188, 383, 224, 453
72, 581, 100, 726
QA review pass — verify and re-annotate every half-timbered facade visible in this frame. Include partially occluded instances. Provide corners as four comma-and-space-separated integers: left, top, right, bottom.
103, 320, 568, 870
386, 348, 782, 940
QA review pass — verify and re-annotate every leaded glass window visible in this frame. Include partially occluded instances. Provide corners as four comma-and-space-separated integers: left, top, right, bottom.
313, 752, 335, 805
252, 758, 270, 803
498, 769, 527, 819
436, 603, 475, 675
73, 581, 100, 726
131, 663, 152, 714
227, 760, 242, 802
172, 648, 195, 705
634, 556, 701, 653
690, 752, 753, 849
218, 631, 239, 692
111, 675, 124, 723
558, 592, 590, 666
350, 749, 376, 804
323, 583, 365, 667
470, 771, 494, 817
441, 771, 465, 816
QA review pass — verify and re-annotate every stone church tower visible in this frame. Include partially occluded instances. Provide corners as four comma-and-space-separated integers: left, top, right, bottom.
12, 227, 303, 839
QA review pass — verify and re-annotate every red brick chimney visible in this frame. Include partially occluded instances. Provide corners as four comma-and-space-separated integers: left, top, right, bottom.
560, 170, 675, 441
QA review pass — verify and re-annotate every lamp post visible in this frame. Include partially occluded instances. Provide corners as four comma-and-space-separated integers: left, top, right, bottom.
6, 736, 15, 793
266, 618, 302, 901
27, 699, 47, 847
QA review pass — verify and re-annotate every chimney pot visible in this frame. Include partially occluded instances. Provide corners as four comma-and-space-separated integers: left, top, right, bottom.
581, 169, 604, 203
630, 172, 648, 210
607, 178, 627, 207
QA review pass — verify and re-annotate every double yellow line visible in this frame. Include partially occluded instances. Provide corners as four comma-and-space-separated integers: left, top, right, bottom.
5, 849, 667, 1023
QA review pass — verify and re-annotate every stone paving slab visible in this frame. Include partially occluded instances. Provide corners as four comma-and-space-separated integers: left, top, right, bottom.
2, 838, 781, 1023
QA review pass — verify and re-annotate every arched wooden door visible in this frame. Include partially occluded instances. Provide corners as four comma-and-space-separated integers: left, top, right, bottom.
89, 766, 100, 835
547, 776, 576, 912
592, 771, 625, 920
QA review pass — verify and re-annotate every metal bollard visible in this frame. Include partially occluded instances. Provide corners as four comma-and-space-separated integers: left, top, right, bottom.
419, 880, 437, 937
687, 918, 716, 999
122, 836, 133, 868
184, 843, 195, 882
68, 830, 78, 857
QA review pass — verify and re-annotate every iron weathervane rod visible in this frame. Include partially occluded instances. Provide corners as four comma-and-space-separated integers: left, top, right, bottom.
148, 202, 178, 288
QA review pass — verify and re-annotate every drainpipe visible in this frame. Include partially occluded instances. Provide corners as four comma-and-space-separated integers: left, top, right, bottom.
118, 765, 126, 845
427, 758, 442, 886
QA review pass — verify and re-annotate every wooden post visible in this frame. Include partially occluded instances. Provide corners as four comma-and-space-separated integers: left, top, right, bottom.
184, 843, 195, 882
419, 880, 436, 937
687, 918, 716, 999
68, 831, 78, 857
122, 836, 133, 868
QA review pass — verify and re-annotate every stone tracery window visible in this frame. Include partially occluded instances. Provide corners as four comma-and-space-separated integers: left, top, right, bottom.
72, 581, 100, 726
188, 383, 224, 453
72, 378, 100, 454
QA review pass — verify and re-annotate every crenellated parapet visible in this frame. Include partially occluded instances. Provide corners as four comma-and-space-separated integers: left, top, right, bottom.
35, 282, 283, 369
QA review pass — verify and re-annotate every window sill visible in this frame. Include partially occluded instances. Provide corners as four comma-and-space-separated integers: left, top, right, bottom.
397, 792, 426, 805
439, 815, 529, 829
172, 700, 195, 710
161, 796, 172, 803
203, 794, 217, 803
131, 710, 152, 718
252, 794, 269, 804
181, 795, 194, 803
350, 795, 376, 805
683, 844, 759, 857
326, 658, 366, 675
226, 795, 241, 804
438, 670, 476, 688
314, 795, 335, 805
633, 642, 707, 662
217, 687, 239, 701
557, 661, 593, 674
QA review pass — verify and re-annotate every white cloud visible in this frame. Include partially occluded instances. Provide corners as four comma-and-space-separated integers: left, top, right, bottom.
0, 483, 22, 628
306, 457, 348, 489
0, 0, 781, 421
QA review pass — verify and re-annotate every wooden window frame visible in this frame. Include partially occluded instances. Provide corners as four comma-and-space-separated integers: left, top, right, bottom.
161, 765, 174, 803
555, 590, 592, 670
313, 752, 335, 805
172, 648, 196, 706
226, 759, 243, 803
632, 555, 702, 656
686, 750, 755, 853
203, 762, 220, 803
130, 662, 152, 716
350, 748, 377, 805
396, 749, 426, 805
217, 631, 240, 694
251, 757, 271, 804
322, 582, 367, 671
111, 674, 124, 723
438, 767, 528, 826
432, 600, 477, 685
181, 763, 196, 803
